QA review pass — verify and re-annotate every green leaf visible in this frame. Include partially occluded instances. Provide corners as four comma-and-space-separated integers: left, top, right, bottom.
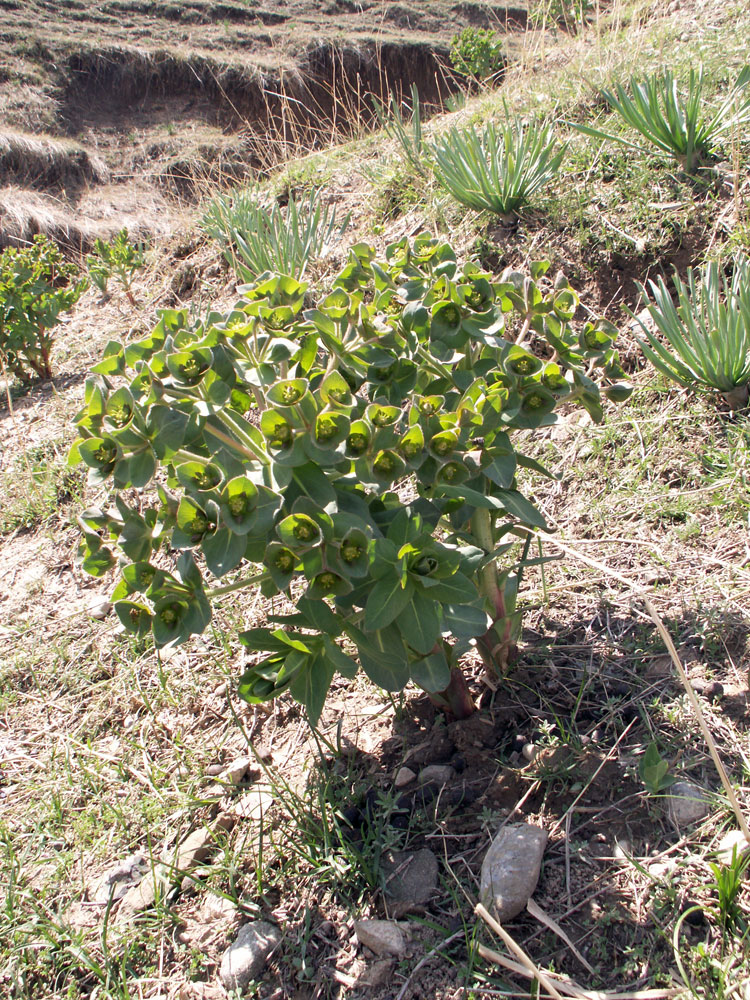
355, 626, 410, 691
418, 572, 474, 603
395, 593, 441, 655
442, 602, 491, 638
296, 597, 344, 635
201, 527, 246, 577
289, 651, 334, 728
322, 636, 358, 678
114, 601, 152, 636
364, 575, 414, 631
410, 650, 452, 693
239, 627, 296, 652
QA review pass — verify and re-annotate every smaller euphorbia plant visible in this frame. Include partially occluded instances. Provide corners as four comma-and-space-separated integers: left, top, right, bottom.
0, 235, 87, 381
71, 234, 631, 723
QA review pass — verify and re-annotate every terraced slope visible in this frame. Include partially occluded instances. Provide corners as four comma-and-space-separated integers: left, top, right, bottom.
0, 0, 528, 247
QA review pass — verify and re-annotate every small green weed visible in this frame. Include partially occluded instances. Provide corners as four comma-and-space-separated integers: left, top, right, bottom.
430, 118, 565, 221
633, 253, 750, 409
374, 84, 430, 178
638, 742, 675, 795
530, 0, 591, 31
709, 845, 750, 935
449, 27, 504, 84
87, 229, 146, 306
571, 65, 750, 174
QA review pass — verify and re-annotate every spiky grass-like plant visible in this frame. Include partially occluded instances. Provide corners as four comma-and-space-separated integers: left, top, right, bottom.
374, 84, 430, 178
634, 254, 750, 409
429, 118, 565, 221
573, 66, 750, 174
202, 186, 349, 281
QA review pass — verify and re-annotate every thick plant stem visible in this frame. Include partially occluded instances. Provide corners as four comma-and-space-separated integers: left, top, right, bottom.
428, 665, 475, 719
471, 508, 504, 617
722, 384, 749, 410
471, 507, 520, 674
443, 666, 475, 718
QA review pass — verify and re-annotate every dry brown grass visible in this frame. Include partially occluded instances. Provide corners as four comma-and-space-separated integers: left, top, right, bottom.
0, 132, 108, 190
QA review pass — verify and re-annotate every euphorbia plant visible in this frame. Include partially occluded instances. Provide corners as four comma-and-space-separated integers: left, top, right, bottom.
0, 235, 87, 381
70, 235, 631, 722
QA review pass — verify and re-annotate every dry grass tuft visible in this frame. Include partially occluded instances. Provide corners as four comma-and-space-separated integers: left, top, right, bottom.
0, 132, 108, 191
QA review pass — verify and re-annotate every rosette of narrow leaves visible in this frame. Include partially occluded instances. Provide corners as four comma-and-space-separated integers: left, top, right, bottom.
374, 84, 430, 178
634, 254, 750, 408
571, 65, 750, 174
430, 119, 565, 220
72, 237, 630, 725
202, 186, 350, 281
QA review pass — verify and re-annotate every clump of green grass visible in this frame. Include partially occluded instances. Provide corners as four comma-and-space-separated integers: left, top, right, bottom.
571, 65, 750, 174
430, 118, 565, 221
633, 253, 750, 409
202, 186, 350, 281
0, 442, 84, 534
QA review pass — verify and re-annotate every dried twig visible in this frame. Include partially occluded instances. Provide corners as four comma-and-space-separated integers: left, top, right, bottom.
476, 903, 568, 1000
526, 898, 595, 974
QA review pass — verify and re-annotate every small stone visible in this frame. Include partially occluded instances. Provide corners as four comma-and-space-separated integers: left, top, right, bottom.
716, 830, 750, 865
219, 920, 281, 991
418, 764, 455, 786
648, 859, 676, 879
394, 766, 416, 789
200, 892, 237, 923
354, 919, 407, 957
703, 680, 724, 701
381, 849, 438, 914
628, 307, 657, 336
480, 823, 548, 922
357, 957, 395, 987
613, 837, 631, 862
667, 781, 712, 828
169, 828, 216, 873
222, 756, 251, 784
225, 787, 273, 822
522, 743, 540, 763
93, 854, 148, 904
89, 601, 112, 620
118, 868, 168, 918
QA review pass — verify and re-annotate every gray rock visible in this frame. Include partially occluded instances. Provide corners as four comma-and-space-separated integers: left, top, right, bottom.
170, 828, 216, 873
394, 766, 416, 789
89, 600, 112, 620
480, 823, 548, 922
703, 681, 724, 701
220, 920, 281, 991
93, 854, 148, 904
381, 849, 438, 914
667, 781, 712, 828
717, 830, 750, 865
222, 756, 251, 785
118, 867, 169, 918
418, 764, 455, 786
357, 957, 395, 987
354, 919, 407, 957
